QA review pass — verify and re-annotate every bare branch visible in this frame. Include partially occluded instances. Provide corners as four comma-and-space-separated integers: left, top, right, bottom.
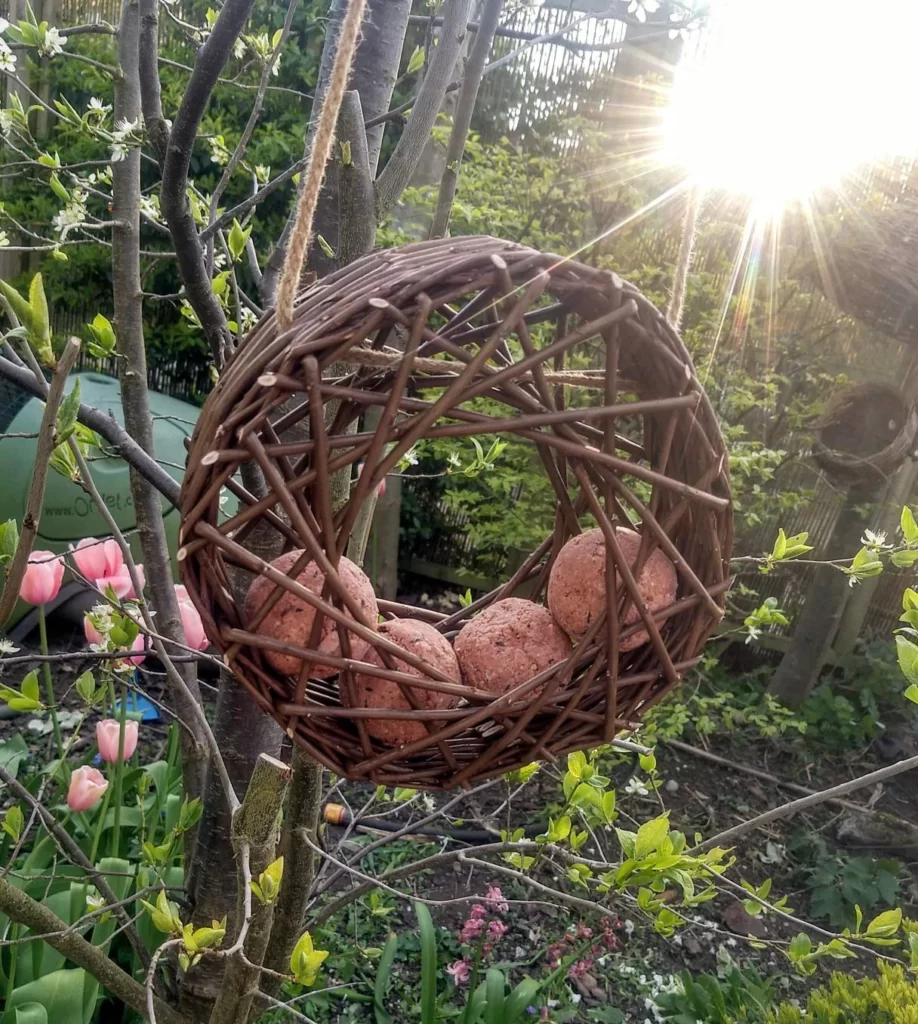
0, 877, 187, 1024
0, 337, 80, 627
691, 748, 918, 854
158, 0, 255, 363
375, 0, 477, 219
430, 0, 504, 238
139, 0, 170, 161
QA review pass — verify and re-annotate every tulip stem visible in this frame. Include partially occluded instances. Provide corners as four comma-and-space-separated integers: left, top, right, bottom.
111, 681, 128, 859
37, 605, 63, 762
89, 785, 112, 866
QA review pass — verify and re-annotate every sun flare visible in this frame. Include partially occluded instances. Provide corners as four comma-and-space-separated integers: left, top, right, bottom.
662, 0, 918, 210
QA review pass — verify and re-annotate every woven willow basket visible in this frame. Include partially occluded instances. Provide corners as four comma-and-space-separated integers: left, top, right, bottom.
812, 382, 918, 485
179, 236, 733, 789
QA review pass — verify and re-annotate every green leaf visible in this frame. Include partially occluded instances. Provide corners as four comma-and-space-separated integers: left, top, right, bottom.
289, 930, 328, 987
251, 856, 284, 904
28, 273, 52, 365
178, 796, 203, 833
639, 751, 657, 773
55, 378, 80, 446
48, 173, 69, 204
407, 45, 425, 74
0, 519, 19, 563
503, 978, 541, 1022
316, 234, 335, 259
19, 671, 40, 704
902, 506, 918, 543
5, 969, 89, 1024
891, 549, 918, 567
484, 969, 505, 1024
415, 902, 437, 1024
2, 804, 23, 842
10, 1002, 49, 1024
227, 219, 251, 261
634, 813, 670, 859
75, 671, 95, 704
373, 932, 398, 1024
0, 279, 34, 332
906, 684, 918, 705
896, 635, 918, 686
865, 907, 901, 938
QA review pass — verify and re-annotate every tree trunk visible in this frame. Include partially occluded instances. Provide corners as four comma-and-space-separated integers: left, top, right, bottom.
768, 482, 879, 707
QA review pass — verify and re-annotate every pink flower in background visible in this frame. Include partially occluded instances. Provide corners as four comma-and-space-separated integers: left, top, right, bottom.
96, 719, 139, 762
174, 584, 190, 603
446, 959, 470, 985
19, 551, 64, 605
99, 564, 145, 600
84, 615, 104, 647
488, 919, 507, 941
377, 477, 386, 499
119, 633, 147, 668
67, 766, 108, 812
71, 537, 144, 599
71, 538, 121, 580
485, 886, 509, 913
177, 588, 208, 650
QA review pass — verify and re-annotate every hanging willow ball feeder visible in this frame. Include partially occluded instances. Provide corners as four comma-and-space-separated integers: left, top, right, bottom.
178, 236, 733, 789
811, 382, 918, 486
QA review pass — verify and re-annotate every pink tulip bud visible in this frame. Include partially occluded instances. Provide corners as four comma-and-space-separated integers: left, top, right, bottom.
19, 551, 64, 606
377, 477, 387, 499
178, 593, 209, 651
174, 584, 190, 604
84, 615, 104, 646
96, 719, 138, 763
71, 537, 123, 581
67, 765, 108, 812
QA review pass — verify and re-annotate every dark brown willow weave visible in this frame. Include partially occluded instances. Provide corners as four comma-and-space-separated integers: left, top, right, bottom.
179, 236, 733, 789
812, 382, 918, 485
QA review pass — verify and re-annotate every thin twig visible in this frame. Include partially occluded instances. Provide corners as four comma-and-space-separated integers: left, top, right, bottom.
691, 749, 918, 854
0, 337, 80, 627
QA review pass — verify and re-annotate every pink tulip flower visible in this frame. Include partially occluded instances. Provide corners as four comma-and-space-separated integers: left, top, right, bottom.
96, 719, 139, 763
19, 551, 64, 606
101, 564, 145, 600
174, 584, 190, 604
177, 592, 208, 651
67, 765, 108, 812
71, 537, 122, 581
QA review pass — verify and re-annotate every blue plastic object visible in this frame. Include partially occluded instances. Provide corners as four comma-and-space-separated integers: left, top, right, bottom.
114, 687, 160, 723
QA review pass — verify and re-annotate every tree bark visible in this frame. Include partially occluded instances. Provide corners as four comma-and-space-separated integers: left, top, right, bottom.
112, 0, 209, 865
769, 482, 880, 707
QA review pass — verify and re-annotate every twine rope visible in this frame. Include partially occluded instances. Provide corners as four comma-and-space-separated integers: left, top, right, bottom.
276, 0, 368, 329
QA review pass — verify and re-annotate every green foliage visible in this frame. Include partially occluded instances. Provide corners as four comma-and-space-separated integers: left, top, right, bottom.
654, 967, 777, 1022
790, 832, 900, 930
770, 962, 918, 1023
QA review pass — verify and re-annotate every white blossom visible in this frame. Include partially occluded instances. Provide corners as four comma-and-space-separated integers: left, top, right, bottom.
0, 38, 16, 74
0, 638, 19, 654
52, 188, 88, 239
628, 0, 659, 21
624, 776, 649, 796
0, 19, 9, 34
38, 25, 67, 57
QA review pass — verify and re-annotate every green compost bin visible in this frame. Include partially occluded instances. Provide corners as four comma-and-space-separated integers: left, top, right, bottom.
0, 371, 201, 634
